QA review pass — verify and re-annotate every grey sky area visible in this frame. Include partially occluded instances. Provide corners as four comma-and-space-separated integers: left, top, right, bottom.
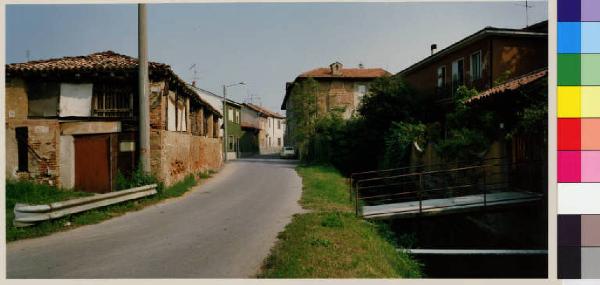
7, 2, 548, 113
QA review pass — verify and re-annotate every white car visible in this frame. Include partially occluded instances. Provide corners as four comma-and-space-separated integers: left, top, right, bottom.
280, 146, 296, 159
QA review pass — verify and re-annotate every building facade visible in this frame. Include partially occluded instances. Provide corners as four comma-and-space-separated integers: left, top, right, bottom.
5, 51, 223, 192
281, 62, 390, 147
240, 103, 286, 156
398, 21, 547, 106
224, 100, 242, 160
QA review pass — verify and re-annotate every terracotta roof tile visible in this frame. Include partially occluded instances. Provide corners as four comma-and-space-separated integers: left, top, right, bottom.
6, 51, 169, 74
466, 69, 548, 103
299, 67, 390, 78
244, 103, 285, 119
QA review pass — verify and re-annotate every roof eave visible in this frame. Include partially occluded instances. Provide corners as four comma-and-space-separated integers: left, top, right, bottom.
398, 29, 547, 76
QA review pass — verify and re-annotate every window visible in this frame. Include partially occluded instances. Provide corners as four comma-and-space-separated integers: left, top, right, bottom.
27, 81, 59, 117
277, 138, 281, 146
437, 66, 446, 88
277, 120, 281, 130
228, 108, 234, 122
92, 82, 133, 117
235, 110, 240, 123
228, 135, 235, 151
356, 84, 367, 101
470, 51, 482, 81
452, 58, 465, 89
16, 127, 28, 172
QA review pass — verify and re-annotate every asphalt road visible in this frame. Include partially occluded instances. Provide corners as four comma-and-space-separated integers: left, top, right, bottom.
7, 158, 303, 278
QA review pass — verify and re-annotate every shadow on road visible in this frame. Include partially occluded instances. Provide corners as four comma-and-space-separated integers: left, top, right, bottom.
235, 154, 299, 167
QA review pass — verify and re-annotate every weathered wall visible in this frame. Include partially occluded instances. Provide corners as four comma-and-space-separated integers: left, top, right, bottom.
59, 135, 75, 189
150, 130, 223, 186
314, 79, 371, 119
6, 119, 61, 186
5, 78, 62, 186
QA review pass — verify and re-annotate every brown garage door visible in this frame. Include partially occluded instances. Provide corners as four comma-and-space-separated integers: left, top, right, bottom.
75, 134, 111, 193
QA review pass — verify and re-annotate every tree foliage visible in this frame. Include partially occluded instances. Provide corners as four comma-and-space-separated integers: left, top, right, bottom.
287, 78, 319, 160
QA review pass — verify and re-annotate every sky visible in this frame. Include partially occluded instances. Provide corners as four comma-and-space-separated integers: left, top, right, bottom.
6, 2, 548, 113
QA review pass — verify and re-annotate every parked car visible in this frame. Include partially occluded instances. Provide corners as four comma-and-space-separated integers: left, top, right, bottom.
280, 146, 296, 159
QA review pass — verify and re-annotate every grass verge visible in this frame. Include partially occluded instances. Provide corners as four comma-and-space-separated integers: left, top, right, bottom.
6, 175, 198, 242
258, 165, 421, 278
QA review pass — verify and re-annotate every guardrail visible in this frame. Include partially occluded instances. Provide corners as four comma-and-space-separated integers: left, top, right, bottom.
14, 184, 158, 227
352, 159, 545, 217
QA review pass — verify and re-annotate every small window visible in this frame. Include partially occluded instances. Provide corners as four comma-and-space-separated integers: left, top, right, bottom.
277, 138, 281, 146
277, 120, 281, 130
437, 66, 446, 88
470, 51, 482, 81
16, 127, 28, 172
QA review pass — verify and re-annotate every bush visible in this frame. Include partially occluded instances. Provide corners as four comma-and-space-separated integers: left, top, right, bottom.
115, 167, 159, 190
383, 121, 426, 169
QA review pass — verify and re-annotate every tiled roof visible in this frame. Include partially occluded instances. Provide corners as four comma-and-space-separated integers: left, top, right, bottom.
244, 103, 285, 119
6, 51, 169, 74
299, 67, 390, 78
6, 51, 222, 117
466, 69, 548, 103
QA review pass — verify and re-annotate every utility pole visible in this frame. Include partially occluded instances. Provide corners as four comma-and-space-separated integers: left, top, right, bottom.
222, 84, 228, 162
138, 3, 151, 173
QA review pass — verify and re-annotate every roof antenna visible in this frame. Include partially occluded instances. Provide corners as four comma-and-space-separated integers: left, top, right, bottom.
514, 0, 533, 27
188, 63, 200, 86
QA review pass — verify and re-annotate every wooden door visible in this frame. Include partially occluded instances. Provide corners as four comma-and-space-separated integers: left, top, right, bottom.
75, 134, 111, 193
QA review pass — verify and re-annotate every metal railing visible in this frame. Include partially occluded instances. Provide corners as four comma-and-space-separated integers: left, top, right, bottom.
351, 159, 545, 217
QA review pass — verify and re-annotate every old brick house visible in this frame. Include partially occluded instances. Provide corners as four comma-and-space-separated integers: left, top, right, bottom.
398, 21, 547, 108
281, 62, 390, 146
399, 21, 548, 182
5, 51, 223, 192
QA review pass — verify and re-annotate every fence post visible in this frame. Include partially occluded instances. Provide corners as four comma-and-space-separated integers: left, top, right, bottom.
483, 165, 487, 208
418, 174, 423, 214
355, 183, 360, 217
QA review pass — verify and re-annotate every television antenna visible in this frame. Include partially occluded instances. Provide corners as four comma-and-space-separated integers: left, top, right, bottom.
188, 63, 201, 84
514, 0, 533, 27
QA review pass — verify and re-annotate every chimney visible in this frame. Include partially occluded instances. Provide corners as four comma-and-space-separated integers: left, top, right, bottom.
358, 63, 364, 69
330, 62, 343, 76
192, 80, 196, 87
431, 44, 437, 55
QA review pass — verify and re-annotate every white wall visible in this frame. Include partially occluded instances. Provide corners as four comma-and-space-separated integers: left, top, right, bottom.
59, 83, 93, 117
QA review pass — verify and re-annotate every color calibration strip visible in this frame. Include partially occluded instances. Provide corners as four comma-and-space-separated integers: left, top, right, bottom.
557, 0, 600, 279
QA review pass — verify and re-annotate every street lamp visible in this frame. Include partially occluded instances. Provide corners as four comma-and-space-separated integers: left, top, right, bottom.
223, 82, 245, 162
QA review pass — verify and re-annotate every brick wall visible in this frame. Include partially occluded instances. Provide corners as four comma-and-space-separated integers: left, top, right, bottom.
5, 78, 61, 186
150, 130, 223, 186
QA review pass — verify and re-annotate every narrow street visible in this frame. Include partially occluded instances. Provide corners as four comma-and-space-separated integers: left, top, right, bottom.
7, 158, 303, 278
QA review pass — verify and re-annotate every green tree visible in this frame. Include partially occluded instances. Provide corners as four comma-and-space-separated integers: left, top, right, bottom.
287, 78, 319, 160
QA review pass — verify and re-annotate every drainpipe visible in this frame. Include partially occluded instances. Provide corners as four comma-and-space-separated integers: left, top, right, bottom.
138, 4, 151, 173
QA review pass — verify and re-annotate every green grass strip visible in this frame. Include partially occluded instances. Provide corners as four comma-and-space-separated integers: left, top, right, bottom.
258, 165, 422, 278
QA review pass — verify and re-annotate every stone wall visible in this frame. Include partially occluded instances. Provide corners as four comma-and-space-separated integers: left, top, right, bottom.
150, 130, 222, 186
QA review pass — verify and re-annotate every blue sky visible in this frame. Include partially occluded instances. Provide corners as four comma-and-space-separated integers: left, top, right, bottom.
6, 2, 548, 112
